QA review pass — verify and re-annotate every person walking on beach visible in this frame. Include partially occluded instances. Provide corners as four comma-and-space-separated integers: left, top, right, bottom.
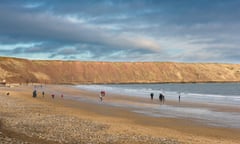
99, 90, 105, 102
179, 94, 181, 103
42, 91, 45, 98
51, 94, 55, 99
99, 94, 103, 102
159, 93, 162, 102
150, 93, 154, 100
32, 90, 37, 98
159, 93, 165, 104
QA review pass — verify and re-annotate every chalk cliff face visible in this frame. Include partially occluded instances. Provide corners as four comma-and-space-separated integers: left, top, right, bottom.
1, 57, 240, 84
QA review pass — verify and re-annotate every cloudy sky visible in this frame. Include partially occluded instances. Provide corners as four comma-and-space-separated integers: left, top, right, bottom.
0, 0, 239, 63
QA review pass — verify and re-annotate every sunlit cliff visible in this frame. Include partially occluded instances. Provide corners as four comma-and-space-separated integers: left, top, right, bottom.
1, 57, 240, 84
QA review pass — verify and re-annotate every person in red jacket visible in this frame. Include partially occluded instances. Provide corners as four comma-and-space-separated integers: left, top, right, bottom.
99, 91, 105, 102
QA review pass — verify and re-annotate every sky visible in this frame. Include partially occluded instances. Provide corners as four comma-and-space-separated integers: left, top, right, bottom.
0, 0, 240, 63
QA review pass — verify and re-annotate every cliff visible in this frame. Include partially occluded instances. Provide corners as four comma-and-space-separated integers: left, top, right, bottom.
1, 57, 240, 84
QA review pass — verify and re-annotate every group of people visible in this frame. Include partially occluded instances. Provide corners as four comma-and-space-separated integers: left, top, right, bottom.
150, 92, 165, 104
32, 90, 64, 99
32, 90, 44, 98
97, 90, 180, 104
150, 92, 181, 103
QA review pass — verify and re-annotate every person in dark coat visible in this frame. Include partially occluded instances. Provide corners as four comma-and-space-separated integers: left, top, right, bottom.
159, 93, 165, 104
179, 94, 181, 103
32, 90, 37, 98
150, 93, 154, 100
42, 91, 45, 98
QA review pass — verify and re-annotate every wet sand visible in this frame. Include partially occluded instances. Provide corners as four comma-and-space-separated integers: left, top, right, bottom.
0, 84, 240, 144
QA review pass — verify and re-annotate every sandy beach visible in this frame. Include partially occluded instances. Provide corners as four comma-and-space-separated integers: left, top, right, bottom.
0, 85, 240, 144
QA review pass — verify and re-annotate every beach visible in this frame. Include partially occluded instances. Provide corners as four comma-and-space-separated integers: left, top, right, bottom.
0, 85, 240, 144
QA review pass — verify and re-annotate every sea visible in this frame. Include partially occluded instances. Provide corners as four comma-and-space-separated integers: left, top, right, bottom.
73, 83, 240, 128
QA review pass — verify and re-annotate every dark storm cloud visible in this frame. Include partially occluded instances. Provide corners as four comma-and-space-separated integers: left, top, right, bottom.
0, 2, 160, 51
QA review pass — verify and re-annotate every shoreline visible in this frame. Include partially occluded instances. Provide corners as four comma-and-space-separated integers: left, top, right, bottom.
2, 81, 240, 87
69, 85, 240, 129
1, 85, 240, 144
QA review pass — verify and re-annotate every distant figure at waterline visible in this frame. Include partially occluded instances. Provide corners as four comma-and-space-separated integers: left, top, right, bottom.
179, 94, 181, 103
99, 90, 106, 102
159, 93, 165, 104
150, 93, 154, 100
